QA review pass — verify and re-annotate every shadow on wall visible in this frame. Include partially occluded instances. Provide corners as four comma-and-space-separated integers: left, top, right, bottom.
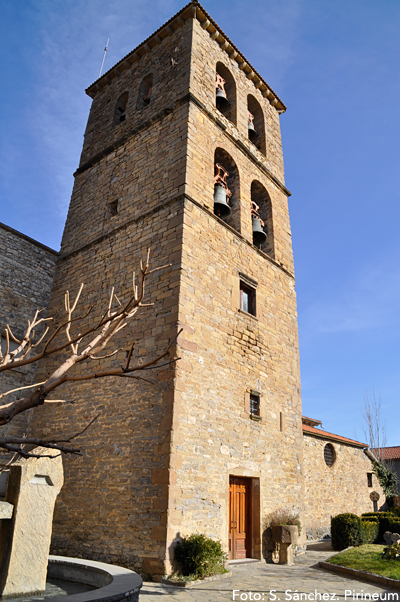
167, 531, 182, 575
262, 527, 274, 563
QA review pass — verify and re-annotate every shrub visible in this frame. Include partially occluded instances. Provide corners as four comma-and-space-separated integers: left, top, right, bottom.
361, 512, 398, 541
373, 460, 398, 498
360, 519, 379, 544
388, 519, 400, 534
264, 509, 302, 535
331, 513, 363, 550
173, 534, 227, 579
382, 541, 400, 561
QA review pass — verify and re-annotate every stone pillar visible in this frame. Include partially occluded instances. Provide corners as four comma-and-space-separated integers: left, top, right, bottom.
0, 448, 63, 596
271, 525, 298, 565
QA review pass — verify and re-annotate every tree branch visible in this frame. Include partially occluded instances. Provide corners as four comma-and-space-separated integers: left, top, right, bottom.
0, 415, 100, 458
0, 253, 178, 441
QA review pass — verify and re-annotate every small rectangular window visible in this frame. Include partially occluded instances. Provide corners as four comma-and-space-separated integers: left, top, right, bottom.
367, 473, 373, 487
250, 393, 260, 416
240, 282, 256, 316
108, 200, 119, 217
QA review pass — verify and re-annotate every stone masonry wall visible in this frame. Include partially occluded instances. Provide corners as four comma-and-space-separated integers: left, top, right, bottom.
164, 199, 303, 570
30, 199, 184, 574
303, 433, 384, 540
186, 18, 293, 272
189, 18, 285, 185
29, 20, 192, 572
0, 223, 57, 441
162, 16, 303, 572
79, 19, 192, 167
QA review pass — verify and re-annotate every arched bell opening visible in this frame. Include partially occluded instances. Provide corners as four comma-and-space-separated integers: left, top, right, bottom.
247, 95, 266, 156
136, 74, 153, 110
114, 92, 129, 124
250, 181, 274, 256
215, 62, 237, 125
214, 148, 240, 233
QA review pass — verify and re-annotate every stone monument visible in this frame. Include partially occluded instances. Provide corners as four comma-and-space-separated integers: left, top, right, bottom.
0, 448, 63, 596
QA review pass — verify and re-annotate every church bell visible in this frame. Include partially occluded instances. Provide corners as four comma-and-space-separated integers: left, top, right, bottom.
216, 87, 229, 111
248, 121, 257, 142
216, 72, 229, 111
252, 216, 267, 245
214, 184, 231, 217
248, 111, 257, 142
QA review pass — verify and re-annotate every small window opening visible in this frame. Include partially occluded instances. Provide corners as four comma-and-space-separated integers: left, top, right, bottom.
250, 393, 260, 416
247, 94, 266, 155
367, 473, 373, 488
115, 92, 129, 124
240, 281, 256, 316
137, 74, 153, 110
324, 443, 336, 467
248, 111, 257, 143
373, 500, 378, 512
108, 200, 119, 217
251, 181, 274, 257
215, 63, 236, 124
213, 148, 240, 232
143, 87, 152, 104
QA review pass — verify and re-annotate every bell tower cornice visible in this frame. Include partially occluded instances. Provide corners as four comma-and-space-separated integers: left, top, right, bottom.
85, 1, 286, 114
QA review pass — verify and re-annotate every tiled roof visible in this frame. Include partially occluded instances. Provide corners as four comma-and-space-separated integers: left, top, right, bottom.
302, 424, 368, 448
370, 447, 400, 461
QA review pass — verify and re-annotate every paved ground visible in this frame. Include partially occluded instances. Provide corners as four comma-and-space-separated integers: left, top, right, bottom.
140, 542, 399, 601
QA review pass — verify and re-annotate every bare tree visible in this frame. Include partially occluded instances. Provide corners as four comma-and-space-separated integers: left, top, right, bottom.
362, 389, 398, 498
0, 251, 179, 459
362, 388, 387, 462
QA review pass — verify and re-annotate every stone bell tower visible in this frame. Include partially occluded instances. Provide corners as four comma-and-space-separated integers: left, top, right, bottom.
29, 0, 304, 576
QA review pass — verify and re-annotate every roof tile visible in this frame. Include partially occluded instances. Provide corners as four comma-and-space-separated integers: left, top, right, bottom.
370, 447, 400, 461
302, 424, 368, 448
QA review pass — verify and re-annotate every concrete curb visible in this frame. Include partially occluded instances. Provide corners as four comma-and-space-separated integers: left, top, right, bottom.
47, 556, 143, 602
319, 561, 400, 590
161, 571, 232, 588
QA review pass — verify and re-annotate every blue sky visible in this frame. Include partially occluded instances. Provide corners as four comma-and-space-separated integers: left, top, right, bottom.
0, 1, 399, 445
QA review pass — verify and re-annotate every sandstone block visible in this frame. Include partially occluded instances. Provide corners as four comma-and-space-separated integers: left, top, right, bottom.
0, 449, 63, 597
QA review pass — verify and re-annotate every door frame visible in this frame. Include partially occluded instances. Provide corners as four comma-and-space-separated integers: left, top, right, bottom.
228, 474, 261, 560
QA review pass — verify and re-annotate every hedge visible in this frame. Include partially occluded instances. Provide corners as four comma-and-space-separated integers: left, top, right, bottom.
331, 514, 381, 549
331, 514, 363, 550
360, 519, 379, 544
361, 512, 400, 541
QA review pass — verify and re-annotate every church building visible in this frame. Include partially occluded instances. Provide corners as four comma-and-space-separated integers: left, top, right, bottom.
0, 1, 382, 579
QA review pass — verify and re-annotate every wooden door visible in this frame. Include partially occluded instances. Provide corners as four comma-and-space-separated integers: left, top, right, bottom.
229, 476, 250, 560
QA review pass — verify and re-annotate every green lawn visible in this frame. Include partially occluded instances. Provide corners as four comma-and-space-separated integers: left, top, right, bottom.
327, 545, 400, 581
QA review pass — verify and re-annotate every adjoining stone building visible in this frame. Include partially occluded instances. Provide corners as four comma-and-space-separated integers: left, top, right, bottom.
302, 416, 384, 540
0, 222, 58, 444
371, 447, 400, 486
26, 0, 304, 576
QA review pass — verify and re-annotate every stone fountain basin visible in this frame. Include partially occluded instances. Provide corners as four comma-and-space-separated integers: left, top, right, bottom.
46, 556, 142, 602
